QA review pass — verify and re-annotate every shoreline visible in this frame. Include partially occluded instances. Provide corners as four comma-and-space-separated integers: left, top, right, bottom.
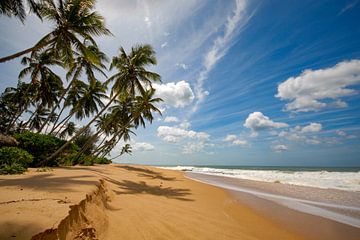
185, 171, 360, 239
0, 164, 358, 239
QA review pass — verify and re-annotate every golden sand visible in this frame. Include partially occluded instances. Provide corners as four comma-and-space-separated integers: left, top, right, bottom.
0, 164, 312, 240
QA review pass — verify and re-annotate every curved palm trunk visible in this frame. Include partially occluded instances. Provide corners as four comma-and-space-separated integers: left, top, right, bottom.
73, 130, 103, 161
0, 39, 54, 63
22, 107, 39, 129
50, 104, 69, 134
6, 106, 28, 133
53, 113, 73, 136
38, 78, 76, 133
46, 92, 119, 162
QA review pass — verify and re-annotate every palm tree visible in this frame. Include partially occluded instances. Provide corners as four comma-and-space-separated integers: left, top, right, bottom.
59, 122, 76, 139
110, 144, 132, 161
0, 0, 111, 63
0, 0, 42, 22
52, 80, 107, 136
40, 42, 108, 133
7, 50, 63, 132
47, 44, 161, 161
132, 88, 163, 128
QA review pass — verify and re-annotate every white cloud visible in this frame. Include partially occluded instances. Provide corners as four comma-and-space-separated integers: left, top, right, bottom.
278, 123, 323, 144
161, 42, 168, 48
179, 121, 191, 129
154, 81, 195, 108
133, 142, 155, 151
192, 0, 251, 112
157, 126, 210, 143
244, 112, 288, 134
224, 134, 238, 142
182, 141, 205, 154
176, 63, 188, 70
233, 139, 248, 146
276, 60, 360, 112
272, 144, 288, 153
224, 134, 248, 146
301, 123, 322, 133
164, 116, 179, 123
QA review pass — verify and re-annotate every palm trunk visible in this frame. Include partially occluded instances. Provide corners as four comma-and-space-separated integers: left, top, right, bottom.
6, 106, 27, 133
46, 92, 119, 162
0, 39, 53, 63
53, 113, 73, 136
38, 78, 76, 133
49, 104, 69, 134
74, 130, 102, 161
22, 108, 38, 129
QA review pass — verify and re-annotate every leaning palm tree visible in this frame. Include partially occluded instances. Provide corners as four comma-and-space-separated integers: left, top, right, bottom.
47, 44, 161, 161
7, 50, 63, 132
40, 42, 108, 133
109, 144, 132, 161
0, 0, 111, 63
132, 88, 163, 128
52, 80, 107, 136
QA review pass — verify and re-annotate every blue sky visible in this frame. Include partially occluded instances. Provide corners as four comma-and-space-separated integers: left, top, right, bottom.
1, 0, 360, 166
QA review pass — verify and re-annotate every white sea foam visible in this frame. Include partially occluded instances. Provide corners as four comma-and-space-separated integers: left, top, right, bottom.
160, 166, 360, 192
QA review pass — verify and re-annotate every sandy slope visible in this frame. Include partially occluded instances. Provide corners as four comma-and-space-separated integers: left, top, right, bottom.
0, 164, 310, 240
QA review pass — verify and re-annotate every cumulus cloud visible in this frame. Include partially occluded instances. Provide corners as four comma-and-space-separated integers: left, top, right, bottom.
272, 144, 288, 153
182, 142, 205, 154
276, 60, 360, 112
278, 123, 323, 144
164, 116, 179, 123
244, 112, 288, 134
301, 123, 322, 133
224, 134, 237, 142
157, 126, 210, 143
224, 134, 248, 146
154, 81, 195, 108
133, 142, 155, 151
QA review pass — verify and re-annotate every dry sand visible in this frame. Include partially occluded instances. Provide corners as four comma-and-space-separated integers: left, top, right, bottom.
0, 164, 349, 240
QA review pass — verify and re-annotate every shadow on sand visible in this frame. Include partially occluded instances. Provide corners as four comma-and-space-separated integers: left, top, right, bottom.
113, 180, 193, 201
0, 173, 98, 192
116, 165, 177, 181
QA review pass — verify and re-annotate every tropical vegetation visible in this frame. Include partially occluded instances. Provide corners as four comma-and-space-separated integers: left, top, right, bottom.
0, 0, 163, 174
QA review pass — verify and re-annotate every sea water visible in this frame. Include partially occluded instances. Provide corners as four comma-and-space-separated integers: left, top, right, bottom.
158, 166, 360, 192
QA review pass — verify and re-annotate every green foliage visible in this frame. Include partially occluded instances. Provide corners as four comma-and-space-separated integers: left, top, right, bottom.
13, 131, 77, 167
94, 157, 111, 164
0, 147, 33, 174
74, 128, 98, 155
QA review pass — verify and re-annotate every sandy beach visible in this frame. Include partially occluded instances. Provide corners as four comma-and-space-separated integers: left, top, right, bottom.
0, 164, 359, 240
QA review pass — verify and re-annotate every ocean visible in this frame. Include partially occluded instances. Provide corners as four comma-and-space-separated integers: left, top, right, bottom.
157, 165, 360, 192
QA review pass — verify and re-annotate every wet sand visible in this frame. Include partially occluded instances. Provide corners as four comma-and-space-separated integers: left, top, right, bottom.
186, 172, 360, 240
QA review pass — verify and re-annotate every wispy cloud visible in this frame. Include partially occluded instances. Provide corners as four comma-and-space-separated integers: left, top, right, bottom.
338, 0, 359, 16
191, 0, 252, 113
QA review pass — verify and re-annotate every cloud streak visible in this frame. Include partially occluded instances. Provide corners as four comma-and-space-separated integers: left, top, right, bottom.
191, 0, 251, 113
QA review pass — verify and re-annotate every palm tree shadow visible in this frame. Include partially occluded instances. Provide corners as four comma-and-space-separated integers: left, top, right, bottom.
116, 165, 177, 181
114, 180, 193, 201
